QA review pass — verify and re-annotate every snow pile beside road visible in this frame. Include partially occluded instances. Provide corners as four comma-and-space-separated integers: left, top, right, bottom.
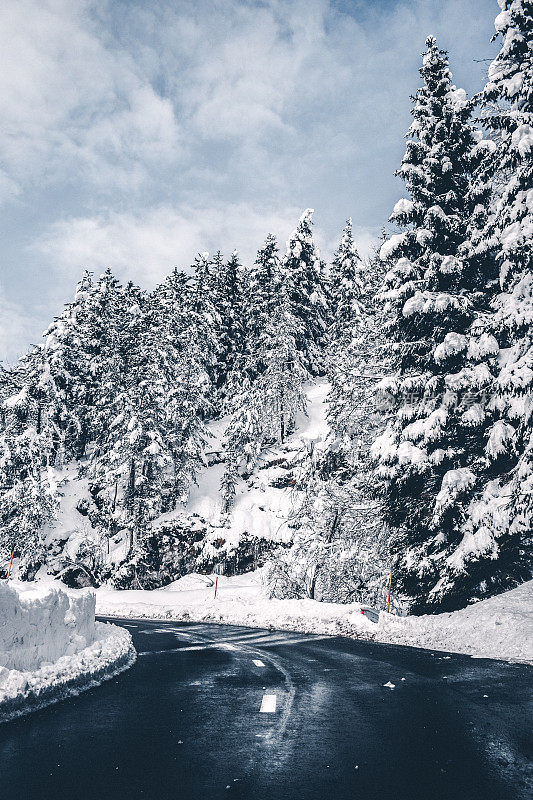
95, 572, 533, 663
1, 580, 95, 671
95, 571, 376, 638
0, 581, 135, 723
378, 580, 533, 663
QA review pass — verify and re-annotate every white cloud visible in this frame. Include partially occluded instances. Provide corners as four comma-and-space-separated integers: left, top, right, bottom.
0, 171, 21, 205
0, 285, 34, 363
35, 204, 380, 302
36, 204, 379, 289
1, 0, 499, 361
35, 204, 313, 285
0, 0, 498, 209
0, 0, 181, 200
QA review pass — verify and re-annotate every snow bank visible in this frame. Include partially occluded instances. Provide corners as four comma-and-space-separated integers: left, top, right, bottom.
95, 572, 533, 664
95, 571, 376, 639
0, 581, 135, 723
378, 580, 533, 663
1, 580, 95, 671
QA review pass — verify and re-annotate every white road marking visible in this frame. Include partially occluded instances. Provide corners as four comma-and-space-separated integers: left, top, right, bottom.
253, 659, 266, 667
138, 628, 188, 635
259, 694, 277, 713
258, 635, 330, 648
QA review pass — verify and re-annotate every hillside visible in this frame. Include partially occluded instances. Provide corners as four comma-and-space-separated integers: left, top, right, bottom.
32, 381, 330, 589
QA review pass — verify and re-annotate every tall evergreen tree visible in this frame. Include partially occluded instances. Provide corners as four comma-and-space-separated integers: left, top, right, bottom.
435, 1, 533, 602
188, 252, 221, 407
329, 218, 364, 343
267, 448, 389, 604
283, 210, 328, 375
154, 269, 211, 500
89, 277, 211, 561
245, 235, 282, 346
215, 251, 247, 394
222, 283, 308, 508
270, 243, 391, 605
0, 368, 57, 575
373, 37, 497, 612
21, 271, 97, 466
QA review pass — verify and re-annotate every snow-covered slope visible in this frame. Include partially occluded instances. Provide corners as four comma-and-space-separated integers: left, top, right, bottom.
183, 380, 329, 558
0, 581, 135, 723
36, 380, 330, 584
95, 571, 533, 663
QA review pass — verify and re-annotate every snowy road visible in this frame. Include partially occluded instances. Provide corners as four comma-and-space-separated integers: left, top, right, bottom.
0, 619, 531, 800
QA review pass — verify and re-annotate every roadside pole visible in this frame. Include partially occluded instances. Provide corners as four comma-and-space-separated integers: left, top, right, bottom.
6, 549, 14, 581
214, 576, 218, 599
387, 567, 392, 612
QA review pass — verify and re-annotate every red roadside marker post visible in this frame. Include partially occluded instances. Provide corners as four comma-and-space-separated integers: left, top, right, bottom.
387, 567, 392, 612
6, 549, 14, 581
214, 576, 218, 599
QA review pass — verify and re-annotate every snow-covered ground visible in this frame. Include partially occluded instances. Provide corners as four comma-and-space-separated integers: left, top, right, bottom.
0, 581, 135, 723
154, 379, 330, 559
378, 580, 533, 663
95, 570, 533, 664
31, 380, 331, 579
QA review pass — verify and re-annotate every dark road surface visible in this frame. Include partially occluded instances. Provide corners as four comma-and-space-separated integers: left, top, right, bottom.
1, 618, 531, 800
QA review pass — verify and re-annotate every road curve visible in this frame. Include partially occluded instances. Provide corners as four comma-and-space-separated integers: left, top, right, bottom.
0, 618, 531, 800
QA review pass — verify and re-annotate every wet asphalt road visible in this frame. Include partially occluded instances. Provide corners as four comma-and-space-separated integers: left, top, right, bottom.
0, 617, 531, 800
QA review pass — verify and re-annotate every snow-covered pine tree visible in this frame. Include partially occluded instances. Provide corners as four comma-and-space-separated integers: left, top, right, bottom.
20, 272, 97, 466
0, 273, 116, 576
283, 210, 328, 375
267, 448, 389, 604
434, 1, 533, 603
247, 235, 282, 323
90, 289, 159, 530
326, 221, 383, 483
86, 269, 215, 586
153, 269, 211, 504
187, 252, 221, 409
214, 251, 247, 395
327, 233, 390, 449
269, 239, 390, 605
0, 269, 143, 579
81, 269, 127, 451
88, 283, 146, 546
0, 368, 57, 576
255, 295, 308, 444
328, 218, 364, 344
222, 282, 308, 508
373, 37, 499, 612
239, 234, 282, 379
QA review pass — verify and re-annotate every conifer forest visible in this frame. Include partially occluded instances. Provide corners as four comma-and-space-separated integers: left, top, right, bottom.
1, 1, 531, 615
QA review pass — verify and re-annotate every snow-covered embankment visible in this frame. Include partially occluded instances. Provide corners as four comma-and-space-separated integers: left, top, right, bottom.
96, 572, 533, 663
378, 580, 533, 663
0, 581, 136, 723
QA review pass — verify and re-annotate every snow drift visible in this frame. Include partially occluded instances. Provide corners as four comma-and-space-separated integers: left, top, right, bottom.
0, 581, 135, 723
379, 579, 533, 663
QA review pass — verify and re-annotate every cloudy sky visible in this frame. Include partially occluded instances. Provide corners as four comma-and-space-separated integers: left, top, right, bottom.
1, 0, 499, 361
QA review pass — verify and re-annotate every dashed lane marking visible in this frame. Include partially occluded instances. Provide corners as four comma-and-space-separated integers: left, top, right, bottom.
253, 659, 266, 667
259, 694, 277, 713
